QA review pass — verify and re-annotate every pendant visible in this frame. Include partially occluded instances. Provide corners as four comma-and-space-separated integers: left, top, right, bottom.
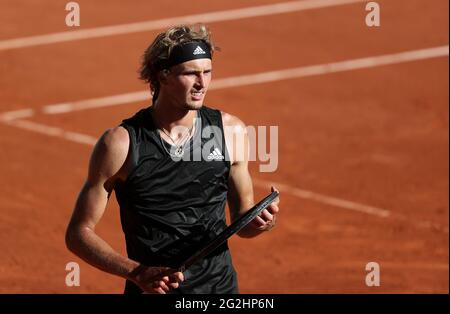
174, 146, 184, 157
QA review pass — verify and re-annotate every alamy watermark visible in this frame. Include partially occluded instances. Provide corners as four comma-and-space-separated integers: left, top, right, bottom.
365, 262, 380, 287
65, 262, 80, 287
160, 117, 278, 173
65, 2, 80, 27
365, 2, 380, 27
64, 2, 380, 29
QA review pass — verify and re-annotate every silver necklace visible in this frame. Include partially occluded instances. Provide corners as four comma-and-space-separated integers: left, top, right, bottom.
159, 121, 195, 158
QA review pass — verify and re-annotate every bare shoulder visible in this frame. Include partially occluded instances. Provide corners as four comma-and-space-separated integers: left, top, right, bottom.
221, 111, 249, 166
100, 126, 129, 151
221, 111, 247, 133
88, 126, 130, 187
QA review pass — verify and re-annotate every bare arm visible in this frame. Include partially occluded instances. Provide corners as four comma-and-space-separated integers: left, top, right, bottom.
65, 127, 183, 293
223, 113, 280, 238
65, 127, 139, 278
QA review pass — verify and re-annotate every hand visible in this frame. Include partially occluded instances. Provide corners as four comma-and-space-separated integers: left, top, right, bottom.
129, 265, 184, 294
250, 186, 280, 231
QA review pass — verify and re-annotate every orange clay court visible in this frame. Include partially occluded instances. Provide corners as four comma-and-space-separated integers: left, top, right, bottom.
0, 0, 448, 293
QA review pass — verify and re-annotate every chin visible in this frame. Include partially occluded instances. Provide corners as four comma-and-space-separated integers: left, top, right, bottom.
185, 101, 204, 110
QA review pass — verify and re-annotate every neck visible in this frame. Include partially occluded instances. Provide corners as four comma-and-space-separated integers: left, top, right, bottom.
152, 98, 197, 132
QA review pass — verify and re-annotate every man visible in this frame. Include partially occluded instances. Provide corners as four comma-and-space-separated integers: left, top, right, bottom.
65, 24, 280, 294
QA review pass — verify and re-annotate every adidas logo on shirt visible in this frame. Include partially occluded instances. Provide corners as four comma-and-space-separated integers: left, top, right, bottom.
193, 45, 206, 55
207, 148, 225, 160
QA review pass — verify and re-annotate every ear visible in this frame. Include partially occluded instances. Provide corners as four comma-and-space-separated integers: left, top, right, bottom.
158, 69, 170, 85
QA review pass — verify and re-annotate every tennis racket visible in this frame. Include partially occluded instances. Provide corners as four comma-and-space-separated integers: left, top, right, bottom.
177, 190, 279, 272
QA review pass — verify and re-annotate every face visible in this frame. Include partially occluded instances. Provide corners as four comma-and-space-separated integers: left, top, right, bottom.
161, 58, 212, 110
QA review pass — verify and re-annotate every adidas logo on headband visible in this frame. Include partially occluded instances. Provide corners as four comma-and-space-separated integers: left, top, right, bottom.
193, 45, 206, 55
158, 42, 211, 70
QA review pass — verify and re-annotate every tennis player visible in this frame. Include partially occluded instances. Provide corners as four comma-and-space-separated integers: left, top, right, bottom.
65, 24, 280, 294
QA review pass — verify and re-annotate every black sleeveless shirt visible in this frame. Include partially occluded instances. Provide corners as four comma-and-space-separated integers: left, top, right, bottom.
115, 105, 239, 294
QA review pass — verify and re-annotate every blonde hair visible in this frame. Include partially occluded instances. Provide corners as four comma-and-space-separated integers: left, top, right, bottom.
139, 24, 218, 102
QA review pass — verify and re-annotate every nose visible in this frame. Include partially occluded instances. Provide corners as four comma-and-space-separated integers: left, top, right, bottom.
195, 73, 206, 89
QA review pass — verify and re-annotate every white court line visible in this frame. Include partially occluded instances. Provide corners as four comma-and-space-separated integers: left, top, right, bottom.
0, 0, 366, 51
211, 46, 450, 89
42, 91, 149, 115
0, 108, 35, 121
252, 179, 390, 217
1, 45, 448, 121
3, 119, 97, 146
253, 179, 449, 233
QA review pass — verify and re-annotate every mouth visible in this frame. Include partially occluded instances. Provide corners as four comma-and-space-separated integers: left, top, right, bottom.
190, 90, 205, 101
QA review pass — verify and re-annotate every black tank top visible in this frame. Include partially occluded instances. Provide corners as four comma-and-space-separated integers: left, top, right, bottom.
115, 105, 239, 294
